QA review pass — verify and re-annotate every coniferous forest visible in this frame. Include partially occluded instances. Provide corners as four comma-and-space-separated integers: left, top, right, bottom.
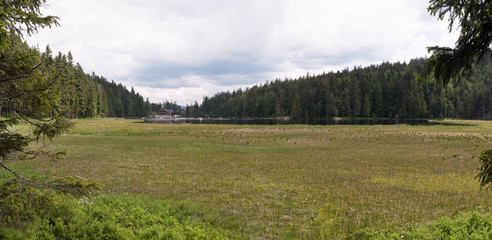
187, 58, 492, 123
42, 45, 156, 118
0, 44, 157, 119
5, 42, 492, 122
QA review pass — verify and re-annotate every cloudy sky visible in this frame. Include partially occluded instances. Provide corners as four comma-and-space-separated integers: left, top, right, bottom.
27, 0, 458, 105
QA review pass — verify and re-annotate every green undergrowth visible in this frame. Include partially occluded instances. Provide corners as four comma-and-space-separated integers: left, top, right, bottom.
0, 166, 238, 240
1, 183, 491, 240
0, 192, 239, 240
357, 211, 492, 240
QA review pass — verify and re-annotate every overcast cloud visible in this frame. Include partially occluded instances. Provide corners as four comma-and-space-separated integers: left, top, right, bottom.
27, 0, 458, 105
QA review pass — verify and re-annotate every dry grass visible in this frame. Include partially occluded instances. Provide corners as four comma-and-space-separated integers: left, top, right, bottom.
15, 119, 492, 239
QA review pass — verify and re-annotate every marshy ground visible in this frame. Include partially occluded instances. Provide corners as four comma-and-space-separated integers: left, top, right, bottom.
17, 119, 492, 239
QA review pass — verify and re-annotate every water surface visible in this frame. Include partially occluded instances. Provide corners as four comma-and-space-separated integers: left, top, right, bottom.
143, 117, 465, 126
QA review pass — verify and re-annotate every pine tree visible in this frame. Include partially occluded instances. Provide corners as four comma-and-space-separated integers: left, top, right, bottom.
0, 0, 74, 187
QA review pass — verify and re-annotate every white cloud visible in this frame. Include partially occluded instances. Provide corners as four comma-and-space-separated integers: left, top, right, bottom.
125, 74, 250, 105
27, 0, 458, 105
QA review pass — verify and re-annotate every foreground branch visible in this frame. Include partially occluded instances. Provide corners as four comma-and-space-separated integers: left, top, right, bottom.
0, 161, 31, 185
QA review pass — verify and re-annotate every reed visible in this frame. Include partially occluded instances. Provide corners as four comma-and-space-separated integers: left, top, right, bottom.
15, 119, 492, 239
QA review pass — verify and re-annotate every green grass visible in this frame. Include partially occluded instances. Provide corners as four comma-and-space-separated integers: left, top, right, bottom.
10, 119, 492, 239
0, 165, 46, 185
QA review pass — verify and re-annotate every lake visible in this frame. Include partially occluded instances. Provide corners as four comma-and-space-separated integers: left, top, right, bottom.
143, 117, 463, 126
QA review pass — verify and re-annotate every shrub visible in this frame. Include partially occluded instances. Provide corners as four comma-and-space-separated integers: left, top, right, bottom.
0, 193, 238, 239
361, 212, 492, 240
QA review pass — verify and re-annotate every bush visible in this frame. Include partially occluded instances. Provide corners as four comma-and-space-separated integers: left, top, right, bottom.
0, 193, 239, 239
361, 212, 492, 240
0, 182, 58, 228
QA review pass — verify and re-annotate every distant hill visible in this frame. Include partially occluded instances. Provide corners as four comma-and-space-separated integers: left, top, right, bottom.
186, 58, 492, 123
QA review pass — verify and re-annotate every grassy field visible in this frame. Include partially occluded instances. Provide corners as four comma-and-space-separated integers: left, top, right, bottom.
13, 119, 492, 239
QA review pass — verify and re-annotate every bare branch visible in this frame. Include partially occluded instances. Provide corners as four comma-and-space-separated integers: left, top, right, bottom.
0, 161, 32, 185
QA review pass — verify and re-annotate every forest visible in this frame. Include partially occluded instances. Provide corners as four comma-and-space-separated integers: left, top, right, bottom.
0, 43, 161, 119
4, 42, 492, 123
186, 58, 492, 123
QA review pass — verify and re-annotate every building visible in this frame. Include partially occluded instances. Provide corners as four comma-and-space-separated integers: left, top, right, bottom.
158, 109, 174, 116
157, 109, 179, 119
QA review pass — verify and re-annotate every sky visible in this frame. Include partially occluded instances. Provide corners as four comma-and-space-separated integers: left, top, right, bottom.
27, 0, 459, 106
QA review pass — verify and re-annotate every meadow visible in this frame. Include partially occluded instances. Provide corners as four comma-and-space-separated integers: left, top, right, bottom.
14, 119, 492, 239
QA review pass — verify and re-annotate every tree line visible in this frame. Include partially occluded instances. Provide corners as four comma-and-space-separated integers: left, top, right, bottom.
186, 58, 492, 123
4, 42, 491, 122
0, 44, 157, 119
